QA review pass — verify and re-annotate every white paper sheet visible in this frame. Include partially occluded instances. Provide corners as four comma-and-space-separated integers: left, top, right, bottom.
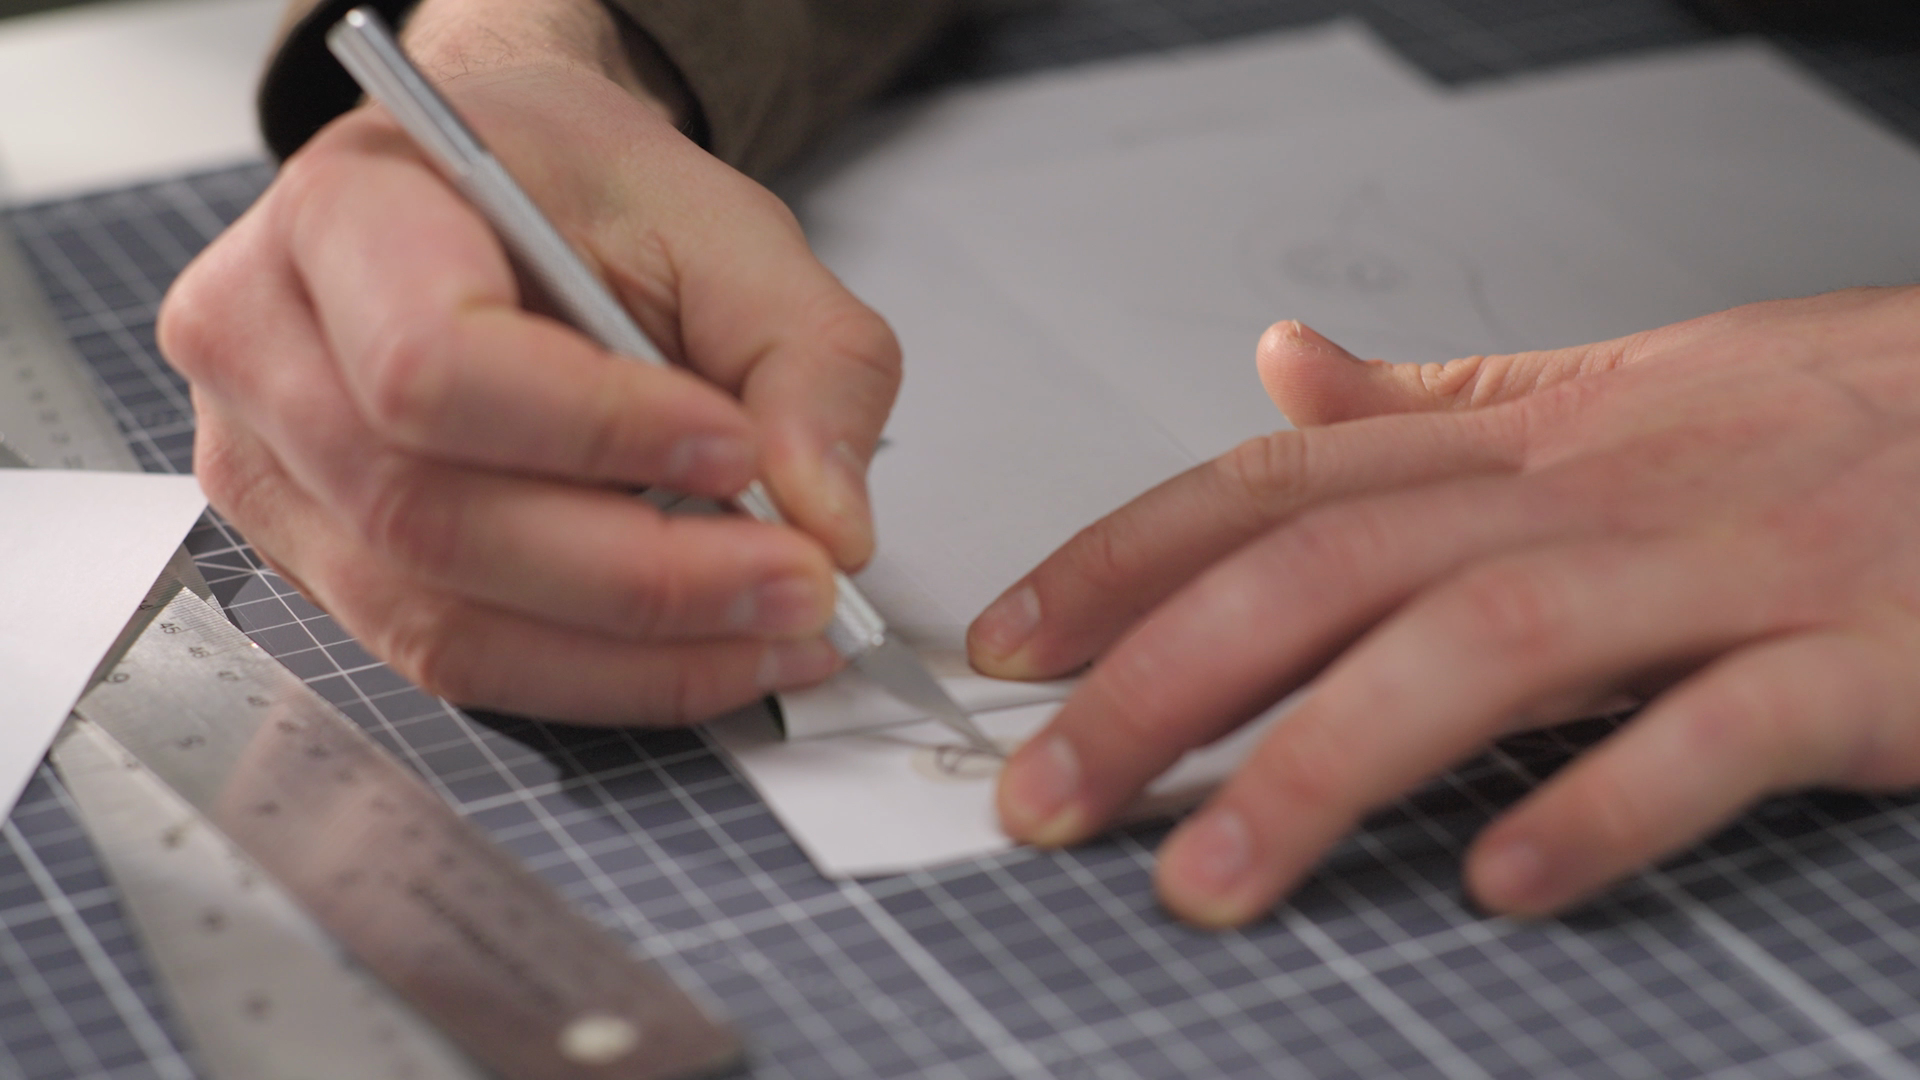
0, 470, 206, 813
773, 24, 1433, 738
1466, 42, 1920, 304
743, 26, 1442, 864
912, 99, 1743, 462
781, 21, 1432, 224
789, 39, 1920, 736
733, 35, 1915, 878
771, 216, 1194, 738
714, 697, 1286, 878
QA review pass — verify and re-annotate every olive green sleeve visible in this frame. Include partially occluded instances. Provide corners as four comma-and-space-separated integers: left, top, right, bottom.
601, 0, 961, 178
256, 0, 961, 177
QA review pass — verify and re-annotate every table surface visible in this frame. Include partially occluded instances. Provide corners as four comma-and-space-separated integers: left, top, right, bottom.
0, 0, 281, 202
6, 3, 1920, 1079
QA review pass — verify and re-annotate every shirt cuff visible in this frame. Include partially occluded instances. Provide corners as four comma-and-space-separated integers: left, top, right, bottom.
257, 0, 421, 161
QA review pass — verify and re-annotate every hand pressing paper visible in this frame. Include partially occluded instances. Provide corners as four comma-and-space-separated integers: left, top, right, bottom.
0, 470, 206, 814
710, 697, 1284, 878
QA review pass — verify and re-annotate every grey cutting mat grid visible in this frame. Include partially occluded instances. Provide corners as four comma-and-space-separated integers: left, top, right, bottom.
5, 1, 1920, 1077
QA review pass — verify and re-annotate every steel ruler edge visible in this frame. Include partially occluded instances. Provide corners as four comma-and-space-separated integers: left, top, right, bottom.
54, 571, 483, 1080
54, 708, 487, 1080
0, 222, 141, 473
68, 585, 743, 1080
0, 208, 327, 1077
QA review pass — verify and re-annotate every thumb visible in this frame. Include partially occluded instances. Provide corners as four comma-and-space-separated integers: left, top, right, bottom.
1257, 320, 1643, 427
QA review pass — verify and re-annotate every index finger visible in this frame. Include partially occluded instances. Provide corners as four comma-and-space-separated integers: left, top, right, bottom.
994, 472, 1574, 850
284, 115, 765, 495
1152, 533, 1787, 926
969, 406, 1529, 680
669, 194, 904, 571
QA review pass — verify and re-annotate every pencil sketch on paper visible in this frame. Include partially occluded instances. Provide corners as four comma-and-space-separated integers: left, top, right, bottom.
908, 739, 1016, 783
1238, 184, 1522, 363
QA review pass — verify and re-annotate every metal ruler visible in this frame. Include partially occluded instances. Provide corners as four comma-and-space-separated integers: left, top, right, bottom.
0, 214, 213, 595
64, 585, 742, 1080
0, 212, 741, 1079
54, 700, 484, 1080
0, 224, 140, 471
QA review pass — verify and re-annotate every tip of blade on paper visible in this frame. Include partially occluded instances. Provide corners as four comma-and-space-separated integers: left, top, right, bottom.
854, 637, 1002, 756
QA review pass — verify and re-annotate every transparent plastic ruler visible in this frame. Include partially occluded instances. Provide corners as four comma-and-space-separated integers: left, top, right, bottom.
68, 586, 743, 1080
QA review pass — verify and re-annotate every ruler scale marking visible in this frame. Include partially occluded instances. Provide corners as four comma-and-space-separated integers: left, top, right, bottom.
0, 224, 140, 472
52, 714, 486, 1080
76, 589, 744, 1080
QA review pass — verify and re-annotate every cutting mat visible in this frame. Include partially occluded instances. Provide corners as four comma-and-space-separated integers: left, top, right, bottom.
7, 2, 1920, 1078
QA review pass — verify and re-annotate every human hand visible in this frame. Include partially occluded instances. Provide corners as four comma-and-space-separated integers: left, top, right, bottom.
159, 0, 899, 722
969, 287, 1920, 925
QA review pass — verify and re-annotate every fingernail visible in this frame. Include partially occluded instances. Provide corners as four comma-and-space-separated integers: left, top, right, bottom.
755, 639, 841, 691
666, 435, 753, 487
733, 575, 828, 636
821, 441, 870, 522
973, 585, 1041, 661
1166, 807, 1252, 899
1475, 836, 1551, 912
1281, 320, 1364, 363
1001, 734, 1082, 845
817, 440, 874, 565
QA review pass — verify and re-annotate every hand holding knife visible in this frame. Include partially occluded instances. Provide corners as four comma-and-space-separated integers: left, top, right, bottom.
325, 7, 996, 754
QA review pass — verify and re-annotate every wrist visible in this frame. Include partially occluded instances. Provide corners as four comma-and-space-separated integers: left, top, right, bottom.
400, 0, 692, 129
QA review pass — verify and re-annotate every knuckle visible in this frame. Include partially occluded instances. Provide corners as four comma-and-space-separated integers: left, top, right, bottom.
380, 604, 477, 703
1421, 354, 1491, 405
156, 278, 220, 380
741, 180, 809, 239
1215, 433, 1312, 521
158, 239, 271, 387
191, 429, 250, 517
1089, 649, 1179, 749
570, 364, 633, 480
277, 117, 390, 222
358, 317, 453, 443
1265, 503, 1388, 605
1059, 511, 1149, 599
1450, 564, 1570, 655
604, 565, 683, 640
267, 154, 328, 227
1679, 676, 1809, 782
1829, 640, 1918, 788
627, 651, 709, 726
192, 421, 277, 534
1576, 774, 1661, 857
814, 302, 903, 397
1250, 722, 1349, 817
663, 661, 708, 726
354, 461, 463, 579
